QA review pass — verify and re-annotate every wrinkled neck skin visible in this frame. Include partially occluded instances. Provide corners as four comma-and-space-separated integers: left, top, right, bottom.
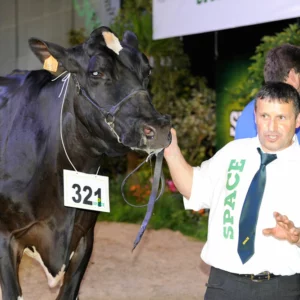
57, 77, 129, 172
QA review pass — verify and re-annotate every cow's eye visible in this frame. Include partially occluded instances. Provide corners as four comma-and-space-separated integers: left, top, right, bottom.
91, 71, 106, 79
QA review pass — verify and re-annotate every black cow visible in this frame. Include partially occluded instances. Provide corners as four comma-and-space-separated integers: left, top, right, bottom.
0, 26, 171, 300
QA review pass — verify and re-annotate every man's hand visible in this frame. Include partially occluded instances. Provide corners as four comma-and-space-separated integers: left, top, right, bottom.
163, 128, 193, 199
263, 212, 300, 245
164, 128, 181, 158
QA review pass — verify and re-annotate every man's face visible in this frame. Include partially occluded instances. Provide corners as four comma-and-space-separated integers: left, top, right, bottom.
255, 97, 300, 153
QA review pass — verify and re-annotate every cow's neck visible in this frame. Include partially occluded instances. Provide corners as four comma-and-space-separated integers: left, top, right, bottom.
56, 76, 125, 172
55, 80, 96, 172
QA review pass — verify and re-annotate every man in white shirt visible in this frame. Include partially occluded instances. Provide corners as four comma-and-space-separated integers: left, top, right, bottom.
164, 82, 300, 300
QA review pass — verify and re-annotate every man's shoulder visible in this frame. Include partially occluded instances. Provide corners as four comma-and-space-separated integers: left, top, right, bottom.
226, 137, 255, 148
238, 99, 255, 118
217, 138, 256, 156
235, 99, 256, 139
242, 99, 255, 111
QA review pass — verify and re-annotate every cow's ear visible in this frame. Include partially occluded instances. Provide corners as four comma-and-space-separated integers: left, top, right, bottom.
122, 31, 139, 50
87, 26, 112, 48
86, 26, 123, 55
28, 38, 78, 72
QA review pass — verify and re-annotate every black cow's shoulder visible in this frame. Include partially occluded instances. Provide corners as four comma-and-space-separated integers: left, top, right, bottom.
21, 70, 53, 86
0, 70, 53, 110
6, 69, 31, 84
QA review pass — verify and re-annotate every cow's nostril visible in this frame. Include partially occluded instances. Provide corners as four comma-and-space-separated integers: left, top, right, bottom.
144, 126, 155, 140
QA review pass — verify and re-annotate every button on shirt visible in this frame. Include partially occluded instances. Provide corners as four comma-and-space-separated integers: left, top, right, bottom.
184, 136, 300, 276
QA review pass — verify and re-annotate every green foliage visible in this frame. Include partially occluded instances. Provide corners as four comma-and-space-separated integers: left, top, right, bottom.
111, 0, 190, 68
231, 23, 300, 107
160, 76, 216, 164
98, 175, 208, 241
68, 28, 87, 45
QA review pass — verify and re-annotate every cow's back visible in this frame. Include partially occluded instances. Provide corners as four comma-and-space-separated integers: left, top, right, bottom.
0, 69, 53, 137
0, 70, 60, 217
0, 70, 33, 111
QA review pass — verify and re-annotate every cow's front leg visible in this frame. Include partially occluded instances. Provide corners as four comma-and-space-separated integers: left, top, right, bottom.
0, 238, 22, 300
56, 227, 94, 300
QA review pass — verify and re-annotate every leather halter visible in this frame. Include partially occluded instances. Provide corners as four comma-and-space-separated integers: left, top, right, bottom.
71, 74, 147, 143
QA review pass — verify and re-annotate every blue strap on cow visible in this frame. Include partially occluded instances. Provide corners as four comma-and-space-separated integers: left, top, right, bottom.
71, 74, 147, 143
131, 149, 165, 251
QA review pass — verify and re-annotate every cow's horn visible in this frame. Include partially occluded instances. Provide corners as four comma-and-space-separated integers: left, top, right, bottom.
102, 32, 123, 55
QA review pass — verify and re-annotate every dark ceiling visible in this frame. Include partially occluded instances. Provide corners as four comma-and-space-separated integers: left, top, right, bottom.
183, 17, 299, 89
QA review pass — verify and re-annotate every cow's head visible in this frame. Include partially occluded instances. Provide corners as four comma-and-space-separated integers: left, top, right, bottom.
28, 26, 171, 156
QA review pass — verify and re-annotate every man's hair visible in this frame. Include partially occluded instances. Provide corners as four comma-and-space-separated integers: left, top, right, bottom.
255, 82, 300, 116
264, 44, 300, 82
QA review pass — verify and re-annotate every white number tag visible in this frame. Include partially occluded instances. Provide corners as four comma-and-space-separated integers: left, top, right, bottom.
63, 170, 110, 212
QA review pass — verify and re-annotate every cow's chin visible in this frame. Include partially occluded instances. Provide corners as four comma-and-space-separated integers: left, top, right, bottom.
121, 134, 167, 155
130, 146, 164, 155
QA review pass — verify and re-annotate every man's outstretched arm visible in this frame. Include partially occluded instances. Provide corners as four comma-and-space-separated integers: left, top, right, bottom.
263, 212, 300, 246
164, 129, 193, 199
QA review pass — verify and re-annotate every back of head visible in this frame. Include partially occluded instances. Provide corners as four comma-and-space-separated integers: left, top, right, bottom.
256, 81, 300, 115
264, 44, 300, 82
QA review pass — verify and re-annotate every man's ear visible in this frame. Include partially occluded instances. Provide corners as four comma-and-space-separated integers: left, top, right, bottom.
254, 101, 257, 125
286, 68, 300, 91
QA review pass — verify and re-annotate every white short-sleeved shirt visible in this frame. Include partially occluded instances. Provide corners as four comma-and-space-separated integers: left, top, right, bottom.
184, 136, 300, 275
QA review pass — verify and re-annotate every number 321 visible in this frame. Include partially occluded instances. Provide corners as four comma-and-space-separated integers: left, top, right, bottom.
72, 184, 101, 205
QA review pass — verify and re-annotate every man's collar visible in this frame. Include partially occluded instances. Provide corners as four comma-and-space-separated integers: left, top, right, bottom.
254, 135, 300, 159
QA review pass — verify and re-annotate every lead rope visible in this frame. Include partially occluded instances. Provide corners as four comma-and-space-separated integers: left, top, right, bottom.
121, 153, 164, 208
58, 73, 78, 172
56, 73, 101, 175
131, 150, 165, 251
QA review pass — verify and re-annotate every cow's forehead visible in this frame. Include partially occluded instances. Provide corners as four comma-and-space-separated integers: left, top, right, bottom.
84, 44, 149, 74
87, 53, 114, 72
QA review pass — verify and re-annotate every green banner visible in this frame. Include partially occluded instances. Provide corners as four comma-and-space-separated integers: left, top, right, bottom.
216, 56, 251, 149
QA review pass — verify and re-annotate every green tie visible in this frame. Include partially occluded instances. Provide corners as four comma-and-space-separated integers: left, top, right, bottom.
237, 148, 277, 264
